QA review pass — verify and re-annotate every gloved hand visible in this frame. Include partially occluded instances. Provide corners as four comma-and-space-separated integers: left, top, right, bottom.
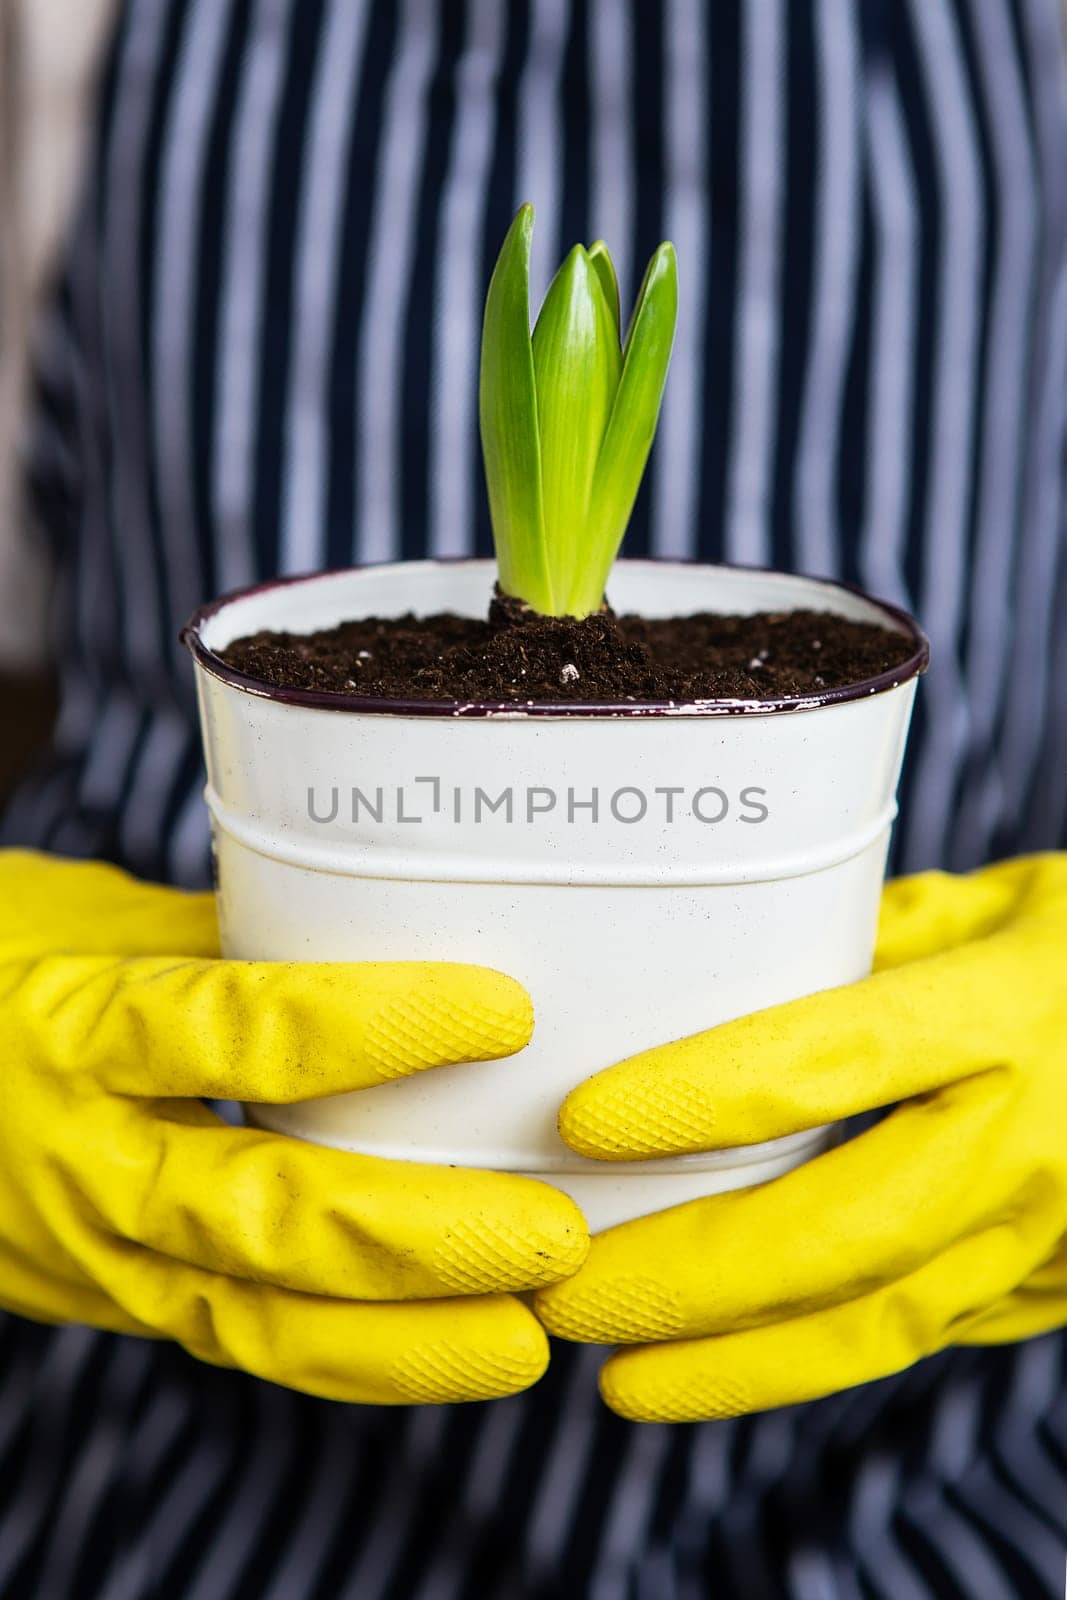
535, 854, 1067, 1422
0, 851, 588, 1404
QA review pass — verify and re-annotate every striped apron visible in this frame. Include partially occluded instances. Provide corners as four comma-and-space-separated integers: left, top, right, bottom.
2, 2, 1065, 1594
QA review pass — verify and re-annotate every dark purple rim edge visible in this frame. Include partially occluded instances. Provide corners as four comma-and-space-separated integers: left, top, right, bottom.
179, 557, 930, 719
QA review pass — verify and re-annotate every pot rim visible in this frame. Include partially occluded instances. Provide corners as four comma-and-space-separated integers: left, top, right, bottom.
180, 557, 930, 719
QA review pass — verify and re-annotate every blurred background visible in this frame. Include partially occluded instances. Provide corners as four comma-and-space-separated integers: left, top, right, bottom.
0, 0, 115, 797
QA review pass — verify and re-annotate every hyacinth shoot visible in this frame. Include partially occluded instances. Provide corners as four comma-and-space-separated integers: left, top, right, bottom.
479, 204, 678, 619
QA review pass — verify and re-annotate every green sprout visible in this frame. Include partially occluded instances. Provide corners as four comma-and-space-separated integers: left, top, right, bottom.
479, 204, 678, 619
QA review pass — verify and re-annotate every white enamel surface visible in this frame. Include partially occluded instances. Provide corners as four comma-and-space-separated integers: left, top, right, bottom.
190, 561, 920, 1232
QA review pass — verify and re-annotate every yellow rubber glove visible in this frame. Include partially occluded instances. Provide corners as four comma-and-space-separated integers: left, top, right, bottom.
0, 851, 588, 1405
535, 853, 1067, 1422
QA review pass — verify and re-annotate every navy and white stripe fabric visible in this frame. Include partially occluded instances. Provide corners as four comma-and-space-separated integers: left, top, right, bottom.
2, 1, 1066, 1594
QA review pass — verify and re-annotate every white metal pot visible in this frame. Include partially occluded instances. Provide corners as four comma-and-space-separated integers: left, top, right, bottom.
183, 560, 927, 1232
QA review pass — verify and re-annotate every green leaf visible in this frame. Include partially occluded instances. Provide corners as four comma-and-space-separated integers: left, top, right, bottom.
532, 246, 621, 612
479, 205, 553, 611
572, 241, 678, 615
587, 240, 621, 343
479, 208, 677, 619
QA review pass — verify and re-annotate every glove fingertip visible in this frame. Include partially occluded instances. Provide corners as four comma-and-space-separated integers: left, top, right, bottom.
397, 965, 535, 1069
389, 1303, 550, 1404
557, 1085, 631, 1160
558, 1073, 714, 1161
512, 1180, 592, 1279
530, 1200, 592, 1285
465, 966, 535, 1052
599, 1349, 753, 1424
432, 1185, 590, 1295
